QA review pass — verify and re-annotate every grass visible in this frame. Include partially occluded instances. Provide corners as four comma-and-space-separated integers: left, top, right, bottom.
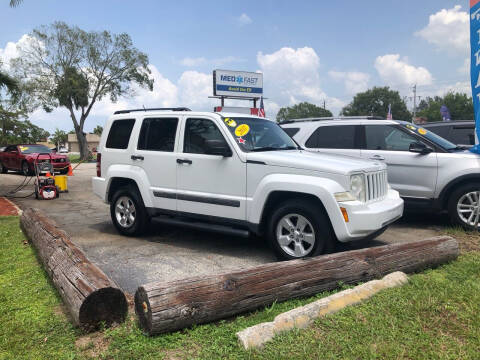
1, 216, 479, 359
68, 155, 82, 163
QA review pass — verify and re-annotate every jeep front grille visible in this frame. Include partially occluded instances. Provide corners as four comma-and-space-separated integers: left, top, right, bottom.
365, 170, 388, 202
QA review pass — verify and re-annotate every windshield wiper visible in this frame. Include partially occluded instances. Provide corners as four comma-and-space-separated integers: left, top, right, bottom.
250, 146, 298, 152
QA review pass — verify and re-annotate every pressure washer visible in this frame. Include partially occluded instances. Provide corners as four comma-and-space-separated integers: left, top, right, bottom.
33, 153, 59, 200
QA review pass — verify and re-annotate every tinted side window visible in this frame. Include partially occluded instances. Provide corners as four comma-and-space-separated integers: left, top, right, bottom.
184, 118, 228, 154
283, 127, 300, 137
138, 118, 178, 152
451, 126, 475, 145
305, 125, 356, 149
365, 125, 421, 151
426, 125, 450, 139
106, 119, 135, 149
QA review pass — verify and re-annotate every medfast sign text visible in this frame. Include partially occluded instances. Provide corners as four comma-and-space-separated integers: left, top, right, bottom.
213, 70, 263, 98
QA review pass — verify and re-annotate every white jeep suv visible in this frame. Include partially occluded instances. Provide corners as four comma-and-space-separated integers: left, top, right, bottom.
92, 108, 403, 260
282, 117, 480, 230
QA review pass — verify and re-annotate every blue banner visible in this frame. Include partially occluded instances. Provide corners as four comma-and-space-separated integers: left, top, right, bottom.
470, 0, 480, 153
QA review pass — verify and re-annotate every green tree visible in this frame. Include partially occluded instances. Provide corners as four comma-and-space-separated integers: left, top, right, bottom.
417, 92, 473, 122
276, 102, 333, 122
92, 125, 103, 136
341, 86, 411, 120
50, 128, 67, 148
12, 22, 154, 160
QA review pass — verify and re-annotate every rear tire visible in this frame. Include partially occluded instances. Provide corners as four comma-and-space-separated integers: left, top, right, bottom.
110, 185, 149, 236
0, 162, 7, 173
267, 199, 335, 261
448, 183, 480, 230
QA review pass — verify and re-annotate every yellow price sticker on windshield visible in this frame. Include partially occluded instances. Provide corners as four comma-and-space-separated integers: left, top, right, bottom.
19, 146, 28, 151
224, 118, 237, 127
418, 128, 427, 135
406, 124, 416, 131
235, 124, 250, 137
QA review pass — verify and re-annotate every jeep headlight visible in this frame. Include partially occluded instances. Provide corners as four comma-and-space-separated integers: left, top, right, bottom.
350, 174, 366, 202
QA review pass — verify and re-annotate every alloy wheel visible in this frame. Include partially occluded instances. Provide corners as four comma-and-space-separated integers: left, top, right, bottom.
115, 196, 137, 228
276, 213, 316, 258
457, 191, 480, 227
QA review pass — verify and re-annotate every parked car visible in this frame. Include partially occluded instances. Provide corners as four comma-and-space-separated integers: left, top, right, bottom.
58, 147, 69, 153
0, 144, 71, 175
92, 108, 403, 260
281, 116, 480, 230
422, 120, 475, 147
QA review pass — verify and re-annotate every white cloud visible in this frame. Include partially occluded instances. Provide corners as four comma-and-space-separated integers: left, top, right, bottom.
434, 81, 471, 96
178, 70, 214, 108
237, 13, 252, 26
415, 5, 469, 54
374, 54, 433, 87
0, 34, 33, 69
180, 57, 207, 67
328, 70, 370, 94
257, 47, 344, 116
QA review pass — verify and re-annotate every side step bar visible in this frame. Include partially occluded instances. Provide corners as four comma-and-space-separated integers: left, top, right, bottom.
153, 216, 250, 238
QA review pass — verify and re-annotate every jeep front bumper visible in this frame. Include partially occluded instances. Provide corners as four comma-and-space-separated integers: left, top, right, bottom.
334, 189, 404, 242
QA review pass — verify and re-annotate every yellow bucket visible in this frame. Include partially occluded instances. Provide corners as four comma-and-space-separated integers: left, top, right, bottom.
54, 175, 68, 192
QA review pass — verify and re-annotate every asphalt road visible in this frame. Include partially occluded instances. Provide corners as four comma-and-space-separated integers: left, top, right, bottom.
1, 163, 446, 294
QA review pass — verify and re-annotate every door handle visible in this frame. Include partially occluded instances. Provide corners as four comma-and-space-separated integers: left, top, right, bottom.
369, 155, 385, 161
176, 158, 192, 165
131, 155, 144, 161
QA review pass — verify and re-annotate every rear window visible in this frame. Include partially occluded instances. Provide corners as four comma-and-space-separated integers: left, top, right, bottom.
106, 119, 135, 149
283, 127, 300, 138
137, 118, 178, 152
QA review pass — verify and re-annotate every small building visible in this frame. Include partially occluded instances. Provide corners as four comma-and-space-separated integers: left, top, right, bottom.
67, 133, 100, 153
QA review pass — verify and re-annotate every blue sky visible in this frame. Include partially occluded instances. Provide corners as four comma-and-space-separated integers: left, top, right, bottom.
0, 0, 471, 132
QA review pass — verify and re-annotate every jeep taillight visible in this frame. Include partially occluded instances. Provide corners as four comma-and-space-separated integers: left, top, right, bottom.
96, 153, 101, 177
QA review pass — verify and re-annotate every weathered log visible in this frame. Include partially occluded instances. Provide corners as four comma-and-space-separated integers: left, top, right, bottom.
135, 236, 459, 335
20, 208, 127, 332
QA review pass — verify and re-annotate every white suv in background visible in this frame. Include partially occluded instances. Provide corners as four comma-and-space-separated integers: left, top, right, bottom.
282, 117, 480, 230
92, 109, 403, 260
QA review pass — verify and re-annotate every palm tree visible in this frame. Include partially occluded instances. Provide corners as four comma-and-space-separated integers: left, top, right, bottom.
9, 0, 23, 7
0, 72, 18, 93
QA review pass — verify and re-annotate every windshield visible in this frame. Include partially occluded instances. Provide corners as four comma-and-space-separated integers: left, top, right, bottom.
18, 145, 52, 154
402, 124, 457, 150
221, 117, 299, 152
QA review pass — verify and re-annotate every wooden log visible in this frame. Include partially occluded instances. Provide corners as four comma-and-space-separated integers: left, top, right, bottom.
135, 236, 459, 335
20, 208, 127, 332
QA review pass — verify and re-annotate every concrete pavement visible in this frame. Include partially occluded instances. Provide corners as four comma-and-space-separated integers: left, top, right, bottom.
1, 163, 443, 294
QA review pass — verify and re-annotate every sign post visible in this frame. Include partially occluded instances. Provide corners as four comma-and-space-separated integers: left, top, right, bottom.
470, 0, 480, 153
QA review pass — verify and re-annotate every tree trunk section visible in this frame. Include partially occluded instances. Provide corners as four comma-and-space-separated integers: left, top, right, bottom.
76, 128, 89, 161
20, 208, 128, 332
135, 236, 459, 335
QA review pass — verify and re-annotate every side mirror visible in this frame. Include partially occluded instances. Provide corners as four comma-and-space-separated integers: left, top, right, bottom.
409, 142, 433, 155
205, 139, 232, 157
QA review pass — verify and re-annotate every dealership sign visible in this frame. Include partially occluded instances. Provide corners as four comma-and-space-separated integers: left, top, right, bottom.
213, 70, 263, 98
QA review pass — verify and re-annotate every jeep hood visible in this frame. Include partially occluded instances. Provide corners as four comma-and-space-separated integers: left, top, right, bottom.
246, 150, 385, 175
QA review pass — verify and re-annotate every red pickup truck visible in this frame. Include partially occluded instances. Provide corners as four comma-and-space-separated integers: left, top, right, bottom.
0, 144, 71, 176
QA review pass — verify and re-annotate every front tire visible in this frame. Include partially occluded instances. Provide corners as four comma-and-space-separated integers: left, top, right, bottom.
110, 186, 149, 236
448, 183, 480, 230
22, 161, 32, 176
267, 200, 334, 260
0, 162, 7, 173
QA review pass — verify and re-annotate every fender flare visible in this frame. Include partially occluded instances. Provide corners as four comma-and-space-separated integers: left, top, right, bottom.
105, 165, 154, 208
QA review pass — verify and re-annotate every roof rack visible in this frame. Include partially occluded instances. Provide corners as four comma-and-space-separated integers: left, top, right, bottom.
114, 107, 191, 115
279, 116, 385, 124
